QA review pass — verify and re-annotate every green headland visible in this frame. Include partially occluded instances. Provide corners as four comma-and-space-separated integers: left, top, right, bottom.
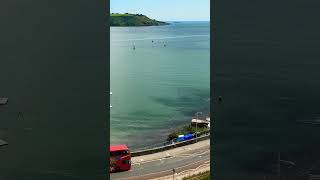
110, 13, 169, 26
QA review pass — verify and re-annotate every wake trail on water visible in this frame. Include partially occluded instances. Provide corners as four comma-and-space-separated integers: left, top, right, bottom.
111, 34, 209, 42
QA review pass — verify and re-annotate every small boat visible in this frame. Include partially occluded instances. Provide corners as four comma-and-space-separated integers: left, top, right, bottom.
0, 139, 8, 147
0, 97, 8, 105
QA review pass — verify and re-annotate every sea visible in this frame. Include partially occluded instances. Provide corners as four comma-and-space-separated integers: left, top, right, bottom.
0, 1, 106, 179
110, 21, 210, 150
213, 1, 320, 179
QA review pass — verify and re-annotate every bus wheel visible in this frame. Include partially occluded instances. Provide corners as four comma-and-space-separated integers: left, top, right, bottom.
116, 167, 120, 172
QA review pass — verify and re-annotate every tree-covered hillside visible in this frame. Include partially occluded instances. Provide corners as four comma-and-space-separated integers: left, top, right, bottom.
110, 13, 169, 26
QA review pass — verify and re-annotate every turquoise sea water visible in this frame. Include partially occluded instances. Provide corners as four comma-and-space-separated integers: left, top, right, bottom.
110, 22, 210, 149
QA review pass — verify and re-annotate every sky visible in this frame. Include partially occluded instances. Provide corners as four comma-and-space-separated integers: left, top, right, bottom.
110, 0, 210, 21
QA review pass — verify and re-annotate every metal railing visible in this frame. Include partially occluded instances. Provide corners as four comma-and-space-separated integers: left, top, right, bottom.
131, 134, 210, 157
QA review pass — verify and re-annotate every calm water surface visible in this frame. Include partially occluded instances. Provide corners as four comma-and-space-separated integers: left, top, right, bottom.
110, 22, 210, 149
0, 1, 106, 179
214, 1, 320, 179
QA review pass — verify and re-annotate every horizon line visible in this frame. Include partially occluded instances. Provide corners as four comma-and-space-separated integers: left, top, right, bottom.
164, 20, 210, 22
109, 12, 209, 22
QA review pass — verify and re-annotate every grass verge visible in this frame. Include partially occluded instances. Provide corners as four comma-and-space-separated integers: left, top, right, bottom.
182, 171, 210, 180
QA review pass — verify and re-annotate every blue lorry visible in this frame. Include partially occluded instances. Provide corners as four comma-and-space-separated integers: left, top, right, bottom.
175, 133, 194, 142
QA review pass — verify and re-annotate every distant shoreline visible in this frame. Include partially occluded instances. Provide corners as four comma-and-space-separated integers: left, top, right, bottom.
110, 13, 170, 27
109, 21, 210, 29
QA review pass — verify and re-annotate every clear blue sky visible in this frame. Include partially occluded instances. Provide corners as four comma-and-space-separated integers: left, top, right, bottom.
110, 0, 210, 21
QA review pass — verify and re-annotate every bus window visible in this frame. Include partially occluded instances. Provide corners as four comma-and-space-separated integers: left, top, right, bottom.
110, 150, 129, 157
122, 160, 131, 164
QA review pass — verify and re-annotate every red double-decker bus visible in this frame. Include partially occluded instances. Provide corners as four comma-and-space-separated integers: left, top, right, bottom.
110, 144, 131, 173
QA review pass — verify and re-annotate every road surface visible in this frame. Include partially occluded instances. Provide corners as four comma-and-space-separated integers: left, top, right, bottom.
110, 139, 210, 180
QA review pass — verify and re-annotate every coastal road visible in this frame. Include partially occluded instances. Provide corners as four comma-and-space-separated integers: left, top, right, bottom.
110, 140, 210, 180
